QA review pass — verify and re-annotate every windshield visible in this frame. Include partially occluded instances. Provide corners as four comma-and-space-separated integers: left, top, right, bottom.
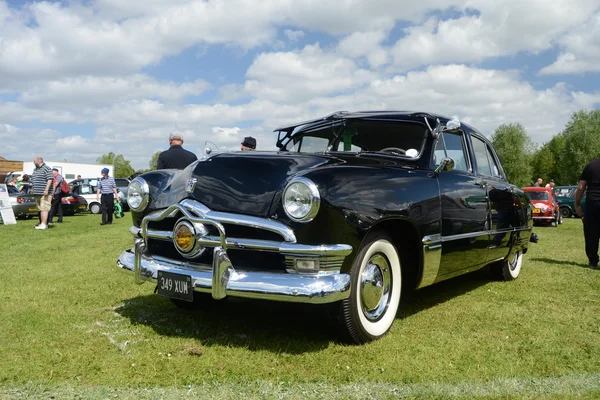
281, 120, 426, 157
529, 191, 549, 201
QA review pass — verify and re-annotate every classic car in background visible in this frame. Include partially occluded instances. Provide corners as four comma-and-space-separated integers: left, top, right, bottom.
61, 193, 88, 216
117, 111, 536, 343
554, 185, 585, 218
6, 185, 37, 219
523, 187, 562, 226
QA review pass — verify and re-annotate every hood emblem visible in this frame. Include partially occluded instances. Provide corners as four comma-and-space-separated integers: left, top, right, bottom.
185, 178, 197, 194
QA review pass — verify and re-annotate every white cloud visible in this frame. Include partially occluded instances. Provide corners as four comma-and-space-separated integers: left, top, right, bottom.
540, 13, 600, 75
244, 44, 377, 102
391, 0, 600, 70
337, 31, 389, 68
16, 75, 210, 108
1, 0, 600, 171
284, 29, 304, 43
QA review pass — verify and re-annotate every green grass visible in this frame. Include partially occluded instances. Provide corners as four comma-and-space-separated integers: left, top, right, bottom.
0, 214, 599, 399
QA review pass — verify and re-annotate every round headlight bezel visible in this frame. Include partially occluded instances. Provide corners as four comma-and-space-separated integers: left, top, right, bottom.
127, 177, 150, 212
172, 218, 208, 259
282, 177, 320, 223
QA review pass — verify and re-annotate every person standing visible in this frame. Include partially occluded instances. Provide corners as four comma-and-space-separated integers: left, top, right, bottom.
157, 131, 198, 169
533, 178, 543, 187
545, 179, 555, 189
19, 175, 31, 194
576, 158, 600, 269
240, 136, 257, 151
30, 156, 53, 230
96, 168, 118, 225
48, 167, 65, 224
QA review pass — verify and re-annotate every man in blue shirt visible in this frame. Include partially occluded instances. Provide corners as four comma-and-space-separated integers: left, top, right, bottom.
96, 168, 119, 225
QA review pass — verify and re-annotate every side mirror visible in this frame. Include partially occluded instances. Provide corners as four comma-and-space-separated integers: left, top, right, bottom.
435, 157, 455, 174
205, 147, 212, 155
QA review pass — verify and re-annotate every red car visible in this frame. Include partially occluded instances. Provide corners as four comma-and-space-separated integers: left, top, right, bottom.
522, 187, 562, 226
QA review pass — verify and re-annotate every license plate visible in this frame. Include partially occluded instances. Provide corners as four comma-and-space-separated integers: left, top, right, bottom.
533, 208, 540, 213
78, 205, 86, 209
157, 271, 193, 302
28, 207, 37, 211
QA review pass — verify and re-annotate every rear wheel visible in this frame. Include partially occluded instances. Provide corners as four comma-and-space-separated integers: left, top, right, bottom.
492, 250, 523, 281
560, 206, 571, 218
340, 233, 401, 344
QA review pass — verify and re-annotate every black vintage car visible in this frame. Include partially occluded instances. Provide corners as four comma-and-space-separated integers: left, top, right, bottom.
117, 111, 535, 343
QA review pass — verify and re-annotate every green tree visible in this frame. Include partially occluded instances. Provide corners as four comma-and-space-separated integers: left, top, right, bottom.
530, 134, 565, 185
491, 123, 534, 187
148, 151, 161, 171
96, 152, 135, 178
557, 110, 600, 184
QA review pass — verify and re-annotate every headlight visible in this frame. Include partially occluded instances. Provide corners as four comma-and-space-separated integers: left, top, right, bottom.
540, 206, 548, 213
127, 177, 150, 212
283, 177, 320, 222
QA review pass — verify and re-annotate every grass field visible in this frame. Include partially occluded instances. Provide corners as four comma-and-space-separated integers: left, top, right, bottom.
0, 214, 599, 399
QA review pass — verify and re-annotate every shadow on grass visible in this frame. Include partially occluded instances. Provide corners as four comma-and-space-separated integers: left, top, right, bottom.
530, 257, 588, 268
399, 267, 491, 319
115, 268, 492, 351
115, 294, 337, 353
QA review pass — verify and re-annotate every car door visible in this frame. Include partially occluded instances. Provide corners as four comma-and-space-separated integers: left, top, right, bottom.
435, 130, 490, 278
470, 135, 516, 263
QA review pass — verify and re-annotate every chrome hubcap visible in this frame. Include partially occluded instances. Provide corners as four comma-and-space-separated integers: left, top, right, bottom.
360, 254, 392, 321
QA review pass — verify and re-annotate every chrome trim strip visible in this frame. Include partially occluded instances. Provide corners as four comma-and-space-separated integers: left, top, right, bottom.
419, 234, 442, 288
145, 229, 353, 256
180, 199, 296, 242
440, 226, 533, 242
117, 250, 351, 304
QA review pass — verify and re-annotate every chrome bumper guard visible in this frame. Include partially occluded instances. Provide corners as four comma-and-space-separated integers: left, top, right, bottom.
117, 199, 353, 304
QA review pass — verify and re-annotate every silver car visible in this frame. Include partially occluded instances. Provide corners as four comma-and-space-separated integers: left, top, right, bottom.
6, 185, 37, 219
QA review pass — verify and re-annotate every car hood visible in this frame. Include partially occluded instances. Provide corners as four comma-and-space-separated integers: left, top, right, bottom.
188, 151, 416, 217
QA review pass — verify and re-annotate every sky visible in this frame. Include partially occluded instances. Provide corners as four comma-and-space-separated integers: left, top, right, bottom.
1, 0, 599, 170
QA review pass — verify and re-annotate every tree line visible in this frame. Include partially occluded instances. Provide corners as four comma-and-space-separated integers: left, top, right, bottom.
492, 109, 600, 187
96, 151, 161, 178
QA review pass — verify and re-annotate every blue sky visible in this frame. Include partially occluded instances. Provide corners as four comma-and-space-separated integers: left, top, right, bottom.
0, 0, 599, 169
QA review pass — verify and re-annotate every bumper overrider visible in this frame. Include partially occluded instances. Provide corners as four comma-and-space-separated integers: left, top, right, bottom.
117, 199, 354, 304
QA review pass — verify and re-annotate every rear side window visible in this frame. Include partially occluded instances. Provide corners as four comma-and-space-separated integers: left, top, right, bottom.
472, 136, 501, 177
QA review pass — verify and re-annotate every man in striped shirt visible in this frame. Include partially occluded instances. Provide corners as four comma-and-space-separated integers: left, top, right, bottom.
96, 168, 119, 225
30, 156, 53, 230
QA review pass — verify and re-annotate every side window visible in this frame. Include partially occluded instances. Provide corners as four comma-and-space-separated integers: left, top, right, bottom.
434, 132, 469, 172
486, 147, 501, 177
471, 136, 492, 176
290, 136, 329, 152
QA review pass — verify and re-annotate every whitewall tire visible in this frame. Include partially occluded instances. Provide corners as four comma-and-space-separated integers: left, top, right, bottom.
494, 250, 523, 281
341, 234, 401, 343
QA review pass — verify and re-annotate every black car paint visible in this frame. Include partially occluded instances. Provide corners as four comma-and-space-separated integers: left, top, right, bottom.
130, 122, 531, 288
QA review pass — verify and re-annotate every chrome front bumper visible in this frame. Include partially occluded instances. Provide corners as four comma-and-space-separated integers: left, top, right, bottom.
116, 199, 354, 304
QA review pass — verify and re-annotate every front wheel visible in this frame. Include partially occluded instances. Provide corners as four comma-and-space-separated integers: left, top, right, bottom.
492, 250, 523, 281
560, 206, 571, 218
340, 233, 401, 344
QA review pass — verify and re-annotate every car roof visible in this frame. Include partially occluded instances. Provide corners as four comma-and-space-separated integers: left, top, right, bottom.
273, 111, 454, 134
